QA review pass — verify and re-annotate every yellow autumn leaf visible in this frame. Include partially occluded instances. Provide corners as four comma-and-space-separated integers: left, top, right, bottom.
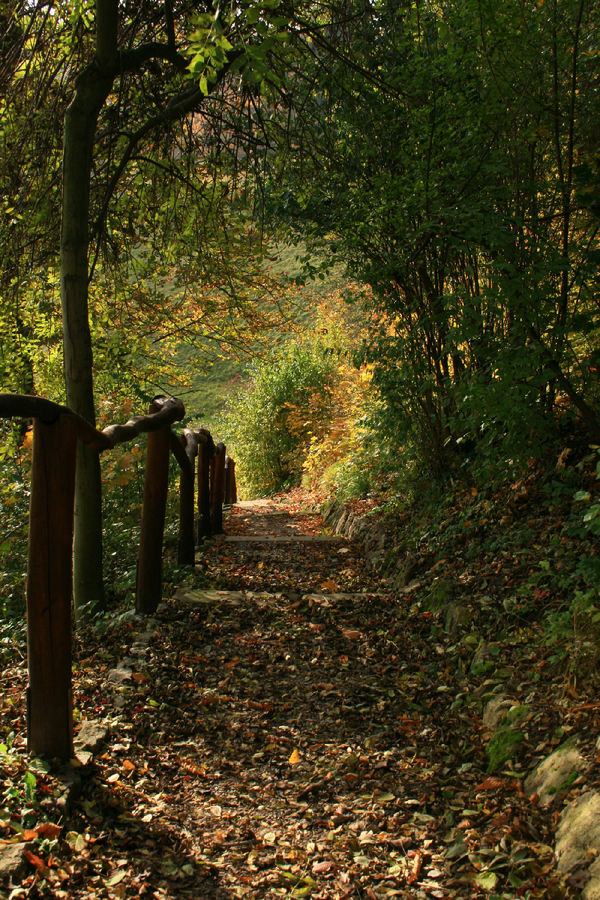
288, 748, 301, 765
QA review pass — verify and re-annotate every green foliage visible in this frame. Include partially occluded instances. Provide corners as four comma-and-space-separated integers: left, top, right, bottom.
265, 0, 600, 483
573, 452, 600, 539
222, 337, 336, 497
187, 1, 293, 94
0, 424, 30, 638
542, 555, 600, 673
486, 728, 525, 774
328, 450, 374, 502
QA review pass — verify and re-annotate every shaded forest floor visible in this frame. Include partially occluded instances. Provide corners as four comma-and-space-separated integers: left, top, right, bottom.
2, 485, 600, 898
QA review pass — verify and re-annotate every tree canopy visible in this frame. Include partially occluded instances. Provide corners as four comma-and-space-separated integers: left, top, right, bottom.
0, 0, 599, 602
261, 0, 600, 476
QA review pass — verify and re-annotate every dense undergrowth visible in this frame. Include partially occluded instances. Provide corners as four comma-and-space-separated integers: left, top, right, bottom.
378, 443, 600, 687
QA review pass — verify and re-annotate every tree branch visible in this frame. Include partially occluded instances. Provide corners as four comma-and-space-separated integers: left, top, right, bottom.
90, 49, 243, 260
164, 0, 176, 51
119, 41, 188, 74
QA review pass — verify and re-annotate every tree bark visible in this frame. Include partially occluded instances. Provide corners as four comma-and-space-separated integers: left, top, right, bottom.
59, 1, 236, 614
60, 3, 117, 616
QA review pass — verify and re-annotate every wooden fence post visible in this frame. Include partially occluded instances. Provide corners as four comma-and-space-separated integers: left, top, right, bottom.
224, 455, 231, 505
27, 413, 77, 760
231, 459, 237, 504
211, 442, 226, 535
224, 456, 237, 504
136, 400, 171, 614
177, 429, 197, 565
196, 430, 213, 541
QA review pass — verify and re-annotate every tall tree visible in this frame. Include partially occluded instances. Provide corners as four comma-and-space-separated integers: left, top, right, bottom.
0, 0, 368, 611
1, 0, 246, 611
264, 0, 600, 476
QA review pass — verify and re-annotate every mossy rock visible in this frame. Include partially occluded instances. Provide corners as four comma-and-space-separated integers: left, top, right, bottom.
445, 602, 470, 635
487, 726, 525, 772
425, 577, 454, 613
525, 741, 586, 807
485, 704, 531, 772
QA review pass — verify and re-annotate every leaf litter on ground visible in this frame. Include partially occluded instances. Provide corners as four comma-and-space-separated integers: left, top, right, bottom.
1, 478, 600, 898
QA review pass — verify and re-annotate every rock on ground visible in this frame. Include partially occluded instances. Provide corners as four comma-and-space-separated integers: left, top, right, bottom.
524, 742, 586, 807
555, 791, 600, 874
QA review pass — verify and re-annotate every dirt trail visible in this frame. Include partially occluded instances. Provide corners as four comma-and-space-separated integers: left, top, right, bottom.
2, 493, 560, 898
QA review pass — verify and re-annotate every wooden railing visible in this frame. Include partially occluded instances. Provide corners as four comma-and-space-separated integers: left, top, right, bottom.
0, 393, 237, 760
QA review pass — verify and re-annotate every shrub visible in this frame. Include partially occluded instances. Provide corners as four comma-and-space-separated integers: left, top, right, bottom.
221, 339, 336, 497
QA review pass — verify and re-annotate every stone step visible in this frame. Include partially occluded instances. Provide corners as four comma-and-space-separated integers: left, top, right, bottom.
176, 589, 389, 608
214, 534, 341, 543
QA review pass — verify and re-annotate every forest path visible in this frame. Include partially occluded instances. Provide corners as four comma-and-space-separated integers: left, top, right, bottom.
8, 492, 560, 898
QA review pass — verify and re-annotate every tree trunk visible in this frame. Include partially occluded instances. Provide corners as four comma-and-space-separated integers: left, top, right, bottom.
60, 5, 117, 616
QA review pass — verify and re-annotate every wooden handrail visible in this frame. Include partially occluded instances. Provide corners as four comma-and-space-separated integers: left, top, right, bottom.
0, 392, 235, 760
225, 455, 237, 504
0, 393, 188, 451
0, 393, 113, 450
136, 397, 174, 614
102, 395, 185, 446
26, 413, 77, 760
211, 442, 226, 535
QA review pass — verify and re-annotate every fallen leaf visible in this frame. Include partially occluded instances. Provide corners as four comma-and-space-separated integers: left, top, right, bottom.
312, 859, 333, 874
35, 823, 62, 840
289, 748, 301, 765
341, 629, 362, 640
407, 850, 423, 884
320, 578, 339, 592
475, 777, 505, 792
474, 871, 499, 890
24, 850, 48, 873
374, 791, 395, 804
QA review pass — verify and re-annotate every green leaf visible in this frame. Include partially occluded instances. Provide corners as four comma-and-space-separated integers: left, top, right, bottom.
23, 770, 36, 800
474, 871, 499, 890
